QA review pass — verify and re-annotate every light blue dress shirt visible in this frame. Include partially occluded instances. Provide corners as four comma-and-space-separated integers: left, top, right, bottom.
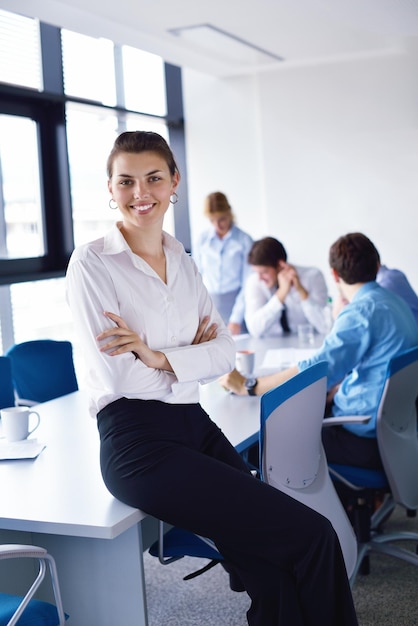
298, 282, 418, 438
193, 224, 253, 325
377, 265, 418, 327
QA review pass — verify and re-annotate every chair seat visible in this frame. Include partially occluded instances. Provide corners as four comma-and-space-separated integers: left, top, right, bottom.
149, 527, 223, 561
329, 463, 389, 490
0, 592, 64, 626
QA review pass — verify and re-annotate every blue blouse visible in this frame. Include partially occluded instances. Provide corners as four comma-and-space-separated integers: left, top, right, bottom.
193, 224, 253, 324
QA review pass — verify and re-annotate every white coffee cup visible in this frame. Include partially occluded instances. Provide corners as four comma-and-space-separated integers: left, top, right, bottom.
235, 350, 255, 376
297, 323, 315, 346
0, 406, 41, 443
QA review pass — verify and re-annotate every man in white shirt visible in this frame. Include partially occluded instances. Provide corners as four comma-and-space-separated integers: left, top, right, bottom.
244, 237, 330, 337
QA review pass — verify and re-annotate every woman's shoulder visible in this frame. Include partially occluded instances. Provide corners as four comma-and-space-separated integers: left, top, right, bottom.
232, 225, 253, 245
69, 236, 105, 263
67, 237, 113, 280
70, 224, 128, 264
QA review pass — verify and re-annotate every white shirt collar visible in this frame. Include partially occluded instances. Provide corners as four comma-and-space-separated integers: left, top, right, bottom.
102, 222, 184, 257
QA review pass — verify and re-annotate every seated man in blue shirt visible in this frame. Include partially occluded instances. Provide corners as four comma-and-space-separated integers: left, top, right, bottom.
220, 232, 418, 469
332, 242, 418, 328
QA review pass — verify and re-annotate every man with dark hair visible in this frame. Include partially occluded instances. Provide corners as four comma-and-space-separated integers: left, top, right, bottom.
245, 236, 330, 337
332, 236, 418, 327
221, 232, 418, 469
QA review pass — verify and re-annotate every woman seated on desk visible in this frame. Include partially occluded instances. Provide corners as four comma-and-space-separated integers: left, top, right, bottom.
66, 131, 358, 626
244, 237, 331, 337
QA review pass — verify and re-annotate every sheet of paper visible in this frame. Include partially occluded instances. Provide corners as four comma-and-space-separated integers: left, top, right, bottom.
0, 439, 46, 460
232, 333, 251, 342
261, 348, 317, 369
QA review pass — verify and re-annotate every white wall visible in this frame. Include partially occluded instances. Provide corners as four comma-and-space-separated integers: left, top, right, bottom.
183, 70, 268, 243
183, 45, 418, 300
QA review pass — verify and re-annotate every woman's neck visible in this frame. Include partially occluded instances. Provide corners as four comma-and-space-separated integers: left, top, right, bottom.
119, 222, 167, 282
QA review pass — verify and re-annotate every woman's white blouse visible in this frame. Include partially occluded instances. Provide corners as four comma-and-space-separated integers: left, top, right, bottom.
66, 224, 235, 416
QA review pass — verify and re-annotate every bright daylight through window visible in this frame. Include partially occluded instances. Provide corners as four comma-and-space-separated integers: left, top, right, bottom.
0, 9, 175, 364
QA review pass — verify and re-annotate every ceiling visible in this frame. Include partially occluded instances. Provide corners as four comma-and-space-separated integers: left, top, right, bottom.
2, 0, 418, 76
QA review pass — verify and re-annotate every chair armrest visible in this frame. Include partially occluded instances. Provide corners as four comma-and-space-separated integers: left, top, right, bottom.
323, 415, 371, 427
0, 544, 47, 560
0, 544, 67, 625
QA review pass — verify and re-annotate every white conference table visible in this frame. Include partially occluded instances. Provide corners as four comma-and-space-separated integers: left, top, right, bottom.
199, 332, 323, 454
0, 333, 322, 625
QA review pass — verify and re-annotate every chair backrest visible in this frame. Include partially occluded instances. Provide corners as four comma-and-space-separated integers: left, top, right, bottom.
0, 356, 15, 410
376, 345, 418, 510
260, 361, 357, 579
6, 340, 78, 404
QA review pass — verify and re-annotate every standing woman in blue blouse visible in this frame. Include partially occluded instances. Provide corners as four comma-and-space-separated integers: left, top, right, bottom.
193, 192, 253, 335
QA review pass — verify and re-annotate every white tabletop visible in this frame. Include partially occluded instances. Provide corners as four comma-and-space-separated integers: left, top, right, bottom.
199, 381, 260, 452
199, 332, 323, 452
0, 333, 322, 541
0, 385, 259, 540
0, 390, 144, 539
233, 332, 323, 372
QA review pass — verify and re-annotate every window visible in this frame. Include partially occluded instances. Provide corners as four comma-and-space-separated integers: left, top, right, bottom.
61, 30, 116, 105
0, 9, 186, 365
122, 46, 167, 115
10, 277, 86, 381
0, 114, 44, 259
0, 9, 42, 90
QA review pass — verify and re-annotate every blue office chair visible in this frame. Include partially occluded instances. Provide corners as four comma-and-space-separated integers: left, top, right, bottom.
259, 361, 361, 581
149, 362, 360, 584
328, 345, 418, 583
0, 544, 68, 625
148, 523, 223, 580
0, 356, 15, 410
5, 340, 78, 405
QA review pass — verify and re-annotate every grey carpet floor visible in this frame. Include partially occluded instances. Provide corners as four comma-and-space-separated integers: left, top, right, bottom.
143, 505, 418, 625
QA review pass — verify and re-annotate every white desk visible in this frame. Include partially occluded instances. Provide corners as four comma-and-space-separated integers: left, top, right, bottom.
199, 333, 323, 454
0, 391, 147, 626
0, 388, 260, 626
0, 333, 321, 625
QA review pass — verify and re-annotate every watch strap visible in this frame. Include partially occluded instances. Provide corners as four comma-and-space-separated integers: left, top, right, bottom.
245, 377, 258, 396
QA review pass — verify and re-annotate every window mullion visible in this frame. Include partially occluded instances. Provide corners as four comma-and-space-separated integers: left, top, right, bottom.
39, 22, 64, 95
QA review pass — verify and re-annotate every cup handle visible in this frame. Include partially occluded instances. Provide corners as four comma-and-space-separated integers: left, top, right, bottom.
28, 410, 41, 436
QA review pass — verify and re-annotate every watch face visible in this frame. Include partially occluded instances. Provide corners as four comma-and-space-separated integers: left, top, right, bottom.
245, 377, 257, 389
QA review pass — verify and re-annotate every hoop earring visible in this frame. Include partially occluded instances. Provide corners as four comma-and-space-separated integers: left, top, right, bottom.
109, 198, 118, 210
170, 192, 179, 205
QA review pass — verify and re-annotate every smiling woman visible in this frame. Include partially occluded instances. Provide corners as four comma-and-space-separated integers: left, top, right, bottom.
109, 152, 178, 222
105, 133, 180, 268
66, 130, 359, 626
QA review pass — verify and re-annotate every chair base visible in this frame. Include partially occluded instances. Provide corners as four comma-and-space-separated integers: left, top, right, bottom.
351, 534, 418, 587
349, 496, 418, 587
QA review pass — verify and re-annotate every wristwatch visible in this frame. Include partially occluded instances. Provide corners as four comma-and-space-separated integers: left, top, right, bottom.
244, 377, 258, 396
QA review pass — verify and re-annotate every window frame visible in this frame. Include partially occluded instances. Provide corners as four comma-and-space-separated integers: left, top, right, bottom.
0, 19, 189, 286
0, 86, 73, 284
